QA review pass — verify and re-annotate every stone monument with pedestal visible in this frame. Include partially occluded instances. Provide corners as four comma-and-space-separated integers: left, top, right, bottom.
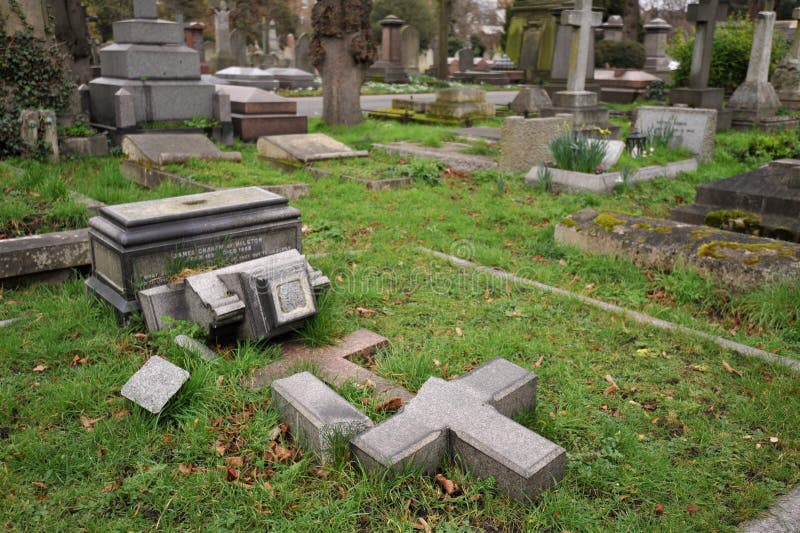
643, 18, 672, 74
727, 8, 794, 130
185, 22, 210, 74
771, 8, 800, 110
540, 0, 610, 129
669, 0, 731, 129
601, 15, 623, 41
367, 15, 409, 83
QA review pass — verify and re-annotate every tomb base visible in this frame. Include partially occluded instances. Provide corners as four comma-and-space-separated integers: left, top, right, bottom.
232, 114, 308, 141
669, 87, 725, 110
727, 81, 782, 123
540, 91, 611, 129
367, 61, 409, 84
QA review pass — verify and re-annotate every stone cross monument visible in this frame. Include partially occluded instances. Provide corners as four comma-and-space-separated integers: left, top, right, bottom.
728, 8, 782, 124
772, 7, 800, 109
214, 0, 234, 69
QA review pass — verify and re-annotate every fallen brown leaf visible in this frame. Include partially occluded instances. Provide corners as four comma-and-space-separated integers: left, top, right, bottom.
435, 473, 461, 496
686, 504, 700, 515
80, 415, 104, 431
455, 327, 463, 337
214, 440, 228, 456
356, 307, 377, 317
375, 397, 403, 412
534, 356, 544, 368
603, 385, 618, 396
654, 503, 665, 515
32, 365, 48, 373
111, 409, 131, 419
70, 355, 89, 367
132, 333, 147, 342
225, 456, 244, 468
178, 463, 194, 475
226, 467, 239, 482
769, 437, 780, 444
31, 481, 47, 489
414, 517, 432, 533
722, 360, 742, 377
101, 482, 119, 493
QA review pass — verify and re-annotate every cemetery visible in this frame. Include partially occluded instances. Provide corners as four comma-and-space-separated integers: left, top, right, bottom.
1, 0, 800, 530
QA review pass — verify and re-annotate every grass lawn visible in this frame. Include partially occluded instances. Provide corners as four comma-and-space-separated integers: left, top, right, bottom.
0, 116, 799, 530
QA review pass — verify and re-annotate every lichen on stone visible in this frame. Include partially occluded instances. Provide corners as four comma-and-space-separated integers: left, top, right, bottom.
697, 240, 791, 261
593, 212, 627, 232
561, 217, 577, 228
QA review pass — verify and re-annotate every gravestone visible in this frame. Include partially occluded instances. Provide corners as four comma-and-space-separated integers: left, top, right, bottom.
214, 0, 235, 70
230, 28, 248, 67
601, 15, 623, 41
510, 86, 553, 115
216, 85, 308, 140
85, 188, 304, 317
268, 20, 280, 54
185, 22, 209, 74
213, 66, 281, 90
295, 33, 312, 74
286, 33, 296, 67
727, 9, 783, 126
121, 133, 242, 166
368, 15, 409, 83
400, 25, 420, 75
643, 18, 672, 72
257, 133, 368, 164
518, 28, 541, 76
19, 109, 59, 161
458, 48, 475, 72
634, 106, 717, 162
772, 8, 800, 109
426, 88, 495, 120
138, 250, 329, 341
349, 358, 566, 502
670, 0, 729, 111
540, 0, 609, 128
121, 355, 190, 414
500, 115, 570, 172
263, 67, 319, 89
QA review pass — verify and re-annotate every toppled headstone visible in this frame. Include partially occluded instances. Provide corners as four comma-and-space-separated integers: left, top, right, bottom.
634, 106, 717, 162
139, 250, 330, 341
121, 355, 190, 414
121, 134, 242, 166
85, 188, 303, 318
272, 372, 374, 460
257, 133, 367, 164
351, 358, 566, 502
175, 334, 216, 361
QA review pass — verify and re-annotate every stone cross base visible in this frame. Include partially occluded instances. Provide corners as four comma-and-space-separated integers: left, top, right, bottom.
728, 81, 781, 122
669, 87, 725, 110
540, 91, 611, 128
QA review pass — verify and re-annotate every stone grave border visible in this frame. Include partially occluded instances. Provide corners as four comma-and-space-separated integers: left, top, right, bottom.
525, 158, 698, 194
306, 166, 414, 191
373, 142, 499, 173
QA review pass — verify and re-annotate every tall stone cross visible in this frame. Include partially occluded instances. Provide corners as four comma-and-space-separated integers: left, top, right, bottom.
687, 0, 729, 89
561, 0, 602, 93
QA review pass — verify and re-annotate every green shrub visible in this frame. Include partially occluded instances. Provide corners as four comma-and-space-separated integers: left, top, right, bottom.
669, 16, 789, 91
595, 40, 646, 69
549, 131, 607, 174
716, 128, 800, 165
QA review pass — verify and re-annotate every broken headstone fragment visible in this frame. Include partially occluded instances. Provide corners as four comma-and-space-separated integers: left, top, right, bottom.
121, 355, 190, 414
175, 334, 216, 361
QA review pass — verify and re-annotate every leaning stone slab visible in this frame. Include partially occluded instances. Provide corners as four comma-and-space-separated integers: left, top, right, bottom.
555, 208, 800, 290
122, 133, 242, 167
634, 106, 716, 162
0, 229, 91, 284
373, 142, 497, 173
121, 355, 190, 414
175, 335, 216, 361
351, 358, 566, 502
272, 372, 374, 460
257, 133, 368, 165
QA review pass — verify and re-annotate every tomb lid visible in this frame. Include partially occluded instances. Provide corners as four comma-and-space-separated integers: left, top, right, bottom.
96, 187, 288, 229
215, 84, 289, 104
262, 67, 316, 79
216, 66, 277, 80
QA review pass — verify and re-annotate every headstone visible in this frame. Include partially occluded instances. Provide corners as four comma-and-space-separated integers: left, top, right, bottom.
773, 8, 800, 109
367, 15, 409, 83
212, 66, 281, 91
426, 88, 496, 120
518, 28, 541, 75
121, 133, 242, 166
727, 9, 782, 124
601, 15, 623, 41
550, 19, 595, 83
212, 90, 235, 146
19, 109, 59, 161
400, 25, 420, 75
349, 358, 566, 502
230, 28, 248, 67
214, 0, 234, 68
286, 33, 297, 67
458, 48, 475, 72
185, 22, 210, 74
138, 250, 330, 340
215, 85, 308, 140
499, 115, 570, 172
510, 86, 553, 115
272, 372, 374, 460
670, 0, 729, 110
257, 133, 368, 164
133, 0, 158, 19
643, 18, 672, 72
268, 20, 280, 54
121, 356, 190, 414
85, 187, 304, 317
295, 33, 312, 74
634, 106, 717, 162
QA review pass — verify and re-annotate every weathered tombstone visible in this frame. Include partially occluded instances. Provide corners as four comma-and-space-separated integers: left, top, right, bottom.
217, 85, 308, 140
214, 0, 235, 70
458, 48, 475, 71
643, 18, 672, 72
121, 356, 190, 414
368, 15, 409, 83
772, 8, 800, 109
634, 106, 717, 162
113, 89, 136, 129
727, 9, 782, 126
540, 0, 608, 128
268, 20, 280, 53
601, 15, 623, 41
295, 33, 312, 73
19, 109, 59, 161
311, 0, 377, 125
500, 115, 570, 172
185, 22, 210, 74
350, 358, 566, 502
400, 25, 420, 75
230, 28, 248, 67
138, 250, 330, 340
518, 27, 542, 77
85, 187, 303, 317
286, 33, 297, 67
426, 88, 495, 120
263, 67, 319, 89
121, 133, 242, 166
670, 0, 729, 110
257, 133, 368, 164
510, 86, 553, 115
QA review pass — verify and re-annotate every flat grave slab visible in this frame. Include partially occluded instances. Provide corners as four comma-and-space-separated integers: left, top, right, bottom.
455, 126, 501, 142
122, 133, 242, 167
0, 229, 91, 286
257, 134, 368, 164
373, 142, 497, 172
555, 208, 800, 290
121, 355, 190, 414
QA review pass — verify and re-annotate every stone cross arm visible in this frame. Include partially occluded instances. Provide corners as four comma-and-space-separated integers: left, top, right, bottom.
687, 0, 729, 23
562, 5, 602, 28
133, 0, 158, 19
350, 358, 566, 501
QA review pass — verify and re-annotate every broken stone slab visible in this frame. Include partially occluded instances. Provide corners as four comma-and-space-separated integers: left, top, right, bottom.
121, 133, 242, 167
741, 483, 800, 533
257, 133, 368, 165
351, 358, 566, 502
555, 208, 800, 290
0, 229, 91, 284
121, 355, 190, 414
138, 250, 330, 342
246, 328, 413, 403
175, 334, 216, 361
272, 372, 374, 461
373, 142, 497, 173
69, 191, 106, 215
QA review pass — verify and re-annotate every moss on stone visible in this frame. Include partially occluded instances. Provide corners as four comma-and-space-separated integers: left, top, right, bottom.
593, 212, 627, 232
653, 226, 673, 234
704, 209, 762, 233
635, 222, 652, 230
697, 240, 792, 261
561, 217, 577, 228
691, 228, 718, 240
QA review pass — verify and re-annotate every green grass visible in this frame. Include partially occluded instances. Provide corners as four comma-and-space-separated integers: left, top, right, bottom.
614, 146, 695, 172
0, 117, 798, 530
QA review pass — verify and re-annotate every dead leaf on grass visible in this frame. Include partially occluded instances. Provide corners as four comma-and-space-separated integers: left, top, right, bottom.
722, 360, 742, 377
111, 409, 131, 419
101, 481, 119, 493
32, 365, 47, 372
455, 327, 463, 337
654, 503, 665, 515
356, 307, 377, 317
375, 397, 403, 413
31, 481, 47, 489
225, 456, 244, 468
70, 355, 89, 367
226, 467, 239, 482
414, 517, 432, 533
534, 356, 544, 368
686, 504, 700, 515
80, 415, 104, 431
435, 473, 461, 496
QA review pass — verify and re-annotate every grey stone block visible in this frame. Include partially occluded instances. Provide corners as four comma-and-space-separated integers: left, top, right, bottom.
114, 89, 136, 128
257, 133, 368, 164
99, 44, 201, 80
121, 355, 190, 414
175, 334, 216, 361
499, 116, 569, 172
0, 229, 90, 281
272, 372, 374, 460
351, 358, 566, 502
133, 0, 158, 19
62, 134, 109, 157
112, 20, 184, 45
121, 133, 241, 166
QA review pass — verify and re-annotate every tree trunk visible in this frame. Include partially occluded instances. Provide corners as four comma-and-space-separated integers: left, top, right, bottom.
436, 0, 452, 80
623, 0, 640, 41
318, 36, 370, 126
